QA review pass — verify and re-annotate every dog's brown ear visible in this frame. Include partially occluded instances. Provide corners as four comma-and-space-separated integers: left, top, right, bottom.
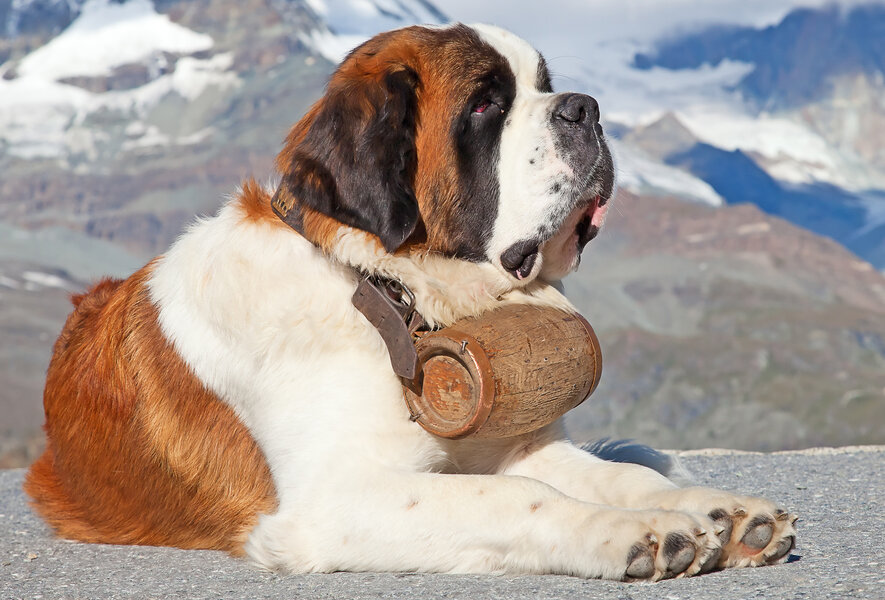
273, 57, 421, 253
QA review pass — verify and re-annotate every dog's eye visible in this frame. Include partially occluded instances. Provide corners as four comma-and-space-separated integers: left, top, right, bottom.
472, 99, 503, 115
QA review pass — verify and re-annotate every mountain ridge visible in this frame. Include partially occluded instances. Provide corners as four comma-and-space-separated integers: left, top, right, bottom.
632, 3, 885, 110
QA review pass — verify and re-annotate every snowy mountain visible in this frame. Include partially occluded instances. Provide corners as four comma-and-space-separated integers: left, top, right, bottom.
626, 2, 885, 269
0, 0, 443, 164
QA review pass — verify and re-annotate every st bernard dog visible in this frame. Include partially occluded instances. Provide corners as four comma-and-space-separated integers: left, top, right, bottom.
25, 24, 796, 581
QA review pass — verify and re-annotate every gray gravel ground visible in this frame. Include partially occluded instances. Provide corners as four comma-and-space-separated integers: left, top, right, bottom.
2, 447, 883, 600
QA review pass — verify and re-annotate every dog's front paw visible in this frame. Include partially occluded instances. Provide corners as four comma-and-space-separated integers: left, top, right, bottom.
649, 488, 797, 569
610, 510, 722, 581
707, 501, 797, 568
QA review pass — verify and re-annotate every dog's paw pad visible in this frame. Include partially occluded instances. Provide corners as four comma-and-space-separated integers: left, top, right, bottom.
655, 489, 798, 571
740, 515, 774, 549
625, 534, 657, 579
663, 532, 696, 577
724, 507, 798, 568
622, 514, 722, 581
698, 543, 722, 573
767, 534, 795, 562
708, 508, 734, 545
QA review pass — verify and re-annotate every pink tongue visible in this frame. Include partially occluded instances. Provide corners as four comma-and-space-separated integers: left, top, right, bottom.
590, 201, 608, 228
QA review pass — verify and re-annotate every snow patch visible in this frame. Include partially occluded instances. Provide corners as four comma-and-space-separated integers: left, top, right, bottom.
176, 127, 215, 146
172, 53, 237, 100
18, 0, 212, 80
855, 193, 885, 237
22, 271, 71, 289
612, 141, 724, 206
95, 53, 238, 114
676, 109, 885, 192
0, 275, 21, 290
736, 222, 772, 236
124, 121, 147, 136
303, 0, 446, 63
120, 124, 169, 150
0, 45, 237, 158
305, 29, 368, 63
678, 111, 836, 173
0, 77, 92, 159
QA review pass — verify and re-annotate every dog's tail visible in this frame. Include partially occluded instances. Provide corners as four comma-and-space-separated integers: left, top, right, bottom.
582, 438, 694, 486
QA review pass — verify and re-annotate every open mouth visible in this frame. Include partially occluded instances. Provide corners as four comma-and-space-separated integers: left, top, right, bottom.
500, 195, 609, 280
574, 195, 608, 252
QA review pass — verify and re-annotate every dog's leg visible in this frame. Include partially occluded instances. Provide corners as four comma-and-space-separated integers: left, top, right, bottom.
244, 469, 721, 580
502, 435, 797, 570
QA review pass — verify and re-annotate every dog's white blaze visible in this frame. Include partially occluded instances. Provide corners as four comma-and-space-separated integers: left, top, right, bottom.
469, 24, 539, 89
471, 24, 575, 281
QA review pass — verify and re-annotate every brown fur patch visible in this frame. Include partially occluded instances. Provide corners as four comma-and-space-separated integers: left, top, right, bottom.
239, 177, 288, 230
272, 25, 498, 259
399, 25, 512, 258
301, 205, 359, 252
24, 265, 276, 553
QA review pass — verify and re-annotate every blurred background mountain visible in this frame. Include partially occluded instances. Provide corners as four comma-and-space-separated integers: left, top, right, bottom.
0, 0, 883, 467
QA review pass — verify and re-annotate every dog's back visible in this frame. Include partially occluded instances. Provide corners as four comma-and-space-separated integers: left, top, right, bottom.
24, 267, 276, 554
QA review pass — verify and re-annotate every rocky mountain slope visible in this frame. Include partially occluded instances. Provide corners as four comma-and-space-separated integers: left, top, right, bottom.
563, 191, 885, 450
1, 0, 883, 466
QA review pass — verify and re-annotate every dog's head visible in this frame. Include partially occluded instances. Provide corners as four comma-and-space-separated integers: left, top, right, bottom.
271, 23, 614, 285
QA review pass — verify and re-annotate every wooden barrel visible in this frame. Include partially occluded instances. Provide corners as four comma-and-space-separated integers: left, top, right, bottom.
402, 305, 602, 439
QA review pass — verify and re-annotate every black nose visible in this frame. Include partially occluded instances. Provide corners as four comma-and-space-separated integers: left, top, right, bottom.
553, 93, 600, 125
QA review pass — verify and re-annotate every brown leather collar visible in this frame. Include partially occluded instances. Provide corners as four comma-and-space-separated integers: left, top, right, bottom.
270, 192, 427, 381
351, 276, 426, 381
